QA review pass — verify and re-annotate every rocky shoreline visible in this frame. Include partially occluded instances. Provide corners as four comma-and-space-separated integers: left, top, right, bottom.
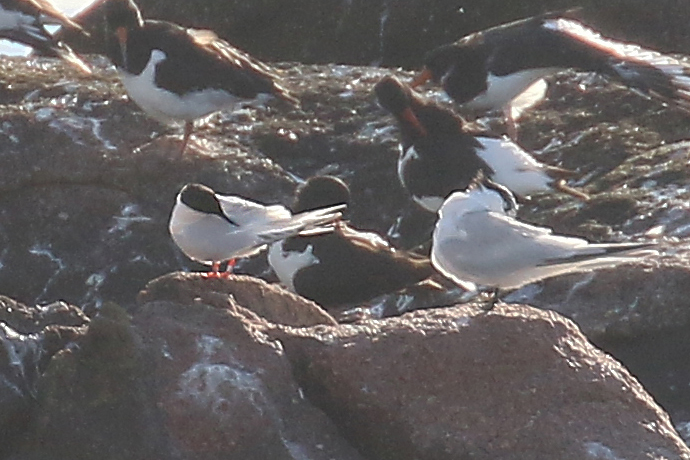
2, 10, 690, 455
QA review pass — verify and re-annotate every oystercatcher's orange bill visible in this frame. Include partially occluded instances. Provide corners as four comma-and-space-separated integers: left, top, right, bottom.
411, 68, 432, 88
402, 107, 427, 137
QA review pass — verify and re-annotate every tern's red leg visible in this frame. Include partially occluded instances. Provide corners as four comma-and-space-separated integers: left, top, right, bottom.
202, 260, 236, 279
202, 261, 222, 279
217, 259, 236, 279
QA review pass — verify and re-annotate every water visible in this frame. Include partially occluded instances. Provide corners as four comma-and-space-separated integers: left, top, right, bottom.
0, 0, 95, 55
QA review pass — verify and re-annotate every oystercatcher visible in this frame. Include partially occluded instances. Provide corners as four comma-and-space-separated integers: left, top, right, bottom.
268, 176, 435, 307
375, 75, 586, 213
105, 0, 299, 153
431, 175, 656, 307
413, 13, 690, 133
169, 183, 344, 277
0, 0, 90, 73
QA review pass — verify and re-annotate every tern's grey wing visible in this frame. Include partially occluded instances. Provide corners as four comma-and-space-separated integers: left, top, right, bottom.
433, 211, 593, 287
471, 211, 593, 263
217, 195, 291, 226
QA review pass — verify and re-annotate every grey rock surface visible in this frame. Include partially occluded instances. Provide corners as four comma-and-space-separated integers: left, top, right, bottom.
274, 303, 690, 459
10, 275, 689, 459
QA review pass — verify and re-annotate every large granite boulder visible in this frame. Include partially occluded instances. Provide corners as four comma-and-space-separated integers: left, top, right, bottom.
12, 277, 363, 460
275, 303, 690, 459
8, 275, 690, 459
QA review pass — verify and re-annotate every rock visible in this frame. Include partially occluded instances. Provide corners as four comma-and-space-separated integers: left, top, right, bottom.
133, 299, 361, 460
0, 297, 88, 458
274, 304, 690, 459
15, 286, 363, 460
507, 255, 690, 424
11, 274, 690, 459
15, 302, 169, 460
64, 0, 690, 68
137, 272, 338, 327
0, 295, 89, 333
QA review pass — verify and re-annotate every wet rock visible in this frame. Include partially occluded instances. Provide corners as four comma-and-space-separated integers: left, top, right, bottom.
11, 274, 690, 459
0, 297, 88, 458
274, 304, 690, 459
65, 0, 690, 68
15, 302, 168, 460
0, 296, 89, 333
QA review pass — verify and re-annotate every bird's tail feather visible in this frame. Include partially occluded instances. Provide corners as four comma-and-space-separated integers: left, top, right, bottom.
258, 204, 345, 243
540, 241, 657, 267
546, 18, 690, 112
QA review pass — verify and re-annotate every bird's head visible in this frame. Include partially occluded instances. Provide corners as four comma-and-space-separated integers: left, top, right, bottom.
293, 176, 350, 213
178, 183, 237, 226
375, 76, 427, 137
441, 173, 518, 218
105, 0, 143, 66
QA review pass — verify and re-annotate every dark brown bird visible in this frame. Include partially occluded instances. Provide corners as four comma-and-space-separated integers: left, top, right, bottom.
268, 175, 435, 308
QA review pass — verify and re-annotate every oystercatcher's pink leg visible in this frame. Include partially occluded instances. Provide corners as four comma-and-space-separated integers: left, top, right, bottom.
504, 106, 519, 141
180, 121, 194, 154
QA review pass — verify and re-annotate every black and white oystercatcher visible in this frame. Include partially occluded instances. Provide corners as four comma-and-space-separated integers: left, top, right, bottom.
412, 13, 690, 131
431, 175, 657, 307
268, 176, 435, 307
375, 75, 586, 213
169, 183, 344, 277
105, 0, 299, 153
0, 0, 91, 73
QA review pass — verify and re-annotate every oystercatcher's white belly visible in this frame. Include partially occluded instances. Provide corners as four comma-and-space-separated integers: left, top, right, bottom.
475, 137, 552, 197
463, 68, 560, 112
120, 49, 240, 123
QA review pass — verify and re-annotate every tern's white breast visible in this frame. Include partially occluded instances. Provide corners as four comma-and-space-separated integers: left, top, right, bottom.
169, 203, 262, 264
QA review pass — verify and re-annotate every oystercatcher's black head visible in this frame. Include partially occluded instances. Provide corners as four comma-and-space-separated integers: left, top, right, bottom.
106, 0, 143, 31
421, 44, 463, 83
105, 0, 143, 67
294, 176, 350, 213
375, 76, 428, 137
374, 76, 414, 115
